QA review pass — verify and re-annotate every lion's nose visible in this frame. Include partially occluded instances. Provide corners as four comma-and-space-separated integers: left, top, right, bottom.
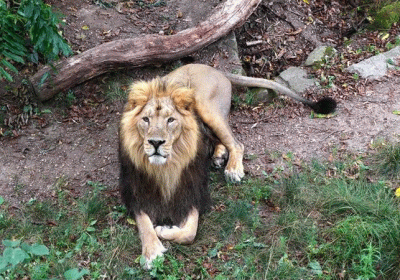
148, 139, 166, 149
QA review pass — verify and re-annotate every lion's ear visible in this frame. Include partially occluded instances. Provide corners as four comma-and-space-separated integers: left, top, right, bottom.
172, 88, 195, 113
124, 81, 150, 111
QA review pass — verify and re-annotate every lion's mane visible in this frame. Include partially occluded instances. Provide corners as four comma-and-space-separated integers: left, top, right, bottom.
119, 78, 215, 225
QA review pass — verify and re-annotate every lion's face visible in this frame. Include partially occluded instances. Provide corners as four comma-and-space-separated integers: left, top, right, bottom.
120, 78, 200, 177
137, 97, 184, 165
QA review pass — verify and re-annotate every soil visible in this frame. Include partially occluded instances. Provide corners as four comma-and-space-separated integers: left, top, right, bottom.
1, 0, 400, 207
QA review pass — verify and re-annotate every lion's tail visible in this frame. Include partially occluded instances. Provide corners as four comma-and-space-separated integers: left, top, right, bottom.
224, 73, 336, 115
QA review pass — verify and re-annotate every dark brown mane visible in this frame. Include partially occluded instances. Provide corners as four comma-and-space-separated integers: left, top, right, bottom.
119, 122, 216, 225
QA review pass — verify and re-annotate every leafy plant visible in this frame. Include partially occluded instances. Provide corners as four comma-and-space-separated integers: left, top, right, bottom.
0, 0, 72, 82
0, 1, 26, 81
64, 268, 90, 280
2, 148, 400, 278
0, 239, 50, 277
373, 2, 400, 30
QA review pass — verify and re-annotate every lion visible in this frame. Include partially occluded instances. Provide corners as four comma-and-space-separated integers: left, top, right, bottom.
119, 64, 336, 269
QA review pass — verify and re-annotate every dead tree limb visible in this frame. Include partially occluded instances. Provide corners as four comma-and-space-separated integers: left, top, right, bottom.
30, 0, 261, 101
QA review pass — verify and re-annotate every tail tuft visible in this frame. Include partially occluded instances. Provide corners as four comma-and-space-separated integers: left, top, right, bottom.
310, 97, 337, 115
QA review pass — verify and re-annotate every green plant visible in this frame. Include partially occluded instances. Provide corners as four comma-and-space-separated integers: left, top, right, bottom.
105, 79, 129, 101
353, 243, 381, 280
0, 0, 72, 81
0, 239, 50, 278
372, 143, 400, 179
64, 268, 90, 280
374, 2, 400, 30
0, 1, 26, 81
2, 149, 400, 278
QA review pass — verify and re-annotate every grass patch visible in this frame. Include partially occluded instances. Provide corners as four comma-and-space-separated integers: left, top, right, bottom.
371, 142, 400, 180
103, 76, 131, 101
1, 144, 400, 278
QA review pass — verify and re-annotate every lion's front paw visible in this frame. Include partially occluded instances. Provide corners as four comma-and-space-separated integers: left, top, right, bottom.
142, 239, 167, 270
224, 165, 244, 183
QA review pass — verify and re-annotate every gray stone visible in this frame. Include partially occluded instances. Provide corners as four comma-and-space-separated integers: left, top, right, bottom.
250, 88, 277, 104
278, 67, 316, 93
304, 46, 336, 66
347, 46, 400, 79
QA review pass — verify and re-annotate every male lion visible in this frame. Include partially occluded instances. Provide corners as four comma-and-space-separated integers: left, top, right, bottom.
119, 64, 336, 268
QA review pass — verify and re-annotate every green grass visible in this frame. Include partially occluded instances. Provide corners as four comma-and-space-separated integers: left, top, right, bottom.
372, 143, 400, 180
103, 76, 131, 101
1, 143, 400, 279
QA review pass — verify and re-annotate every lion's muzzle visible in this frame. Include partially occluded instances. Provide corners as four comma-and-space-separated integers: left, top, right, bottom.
147, 139, 168, 165
148, 139, 166, 150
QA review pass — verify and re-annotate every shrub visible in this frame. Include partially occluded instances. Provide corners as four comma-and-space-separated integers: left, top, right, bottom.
374, 2, 400, 30
0, 0, 72, 82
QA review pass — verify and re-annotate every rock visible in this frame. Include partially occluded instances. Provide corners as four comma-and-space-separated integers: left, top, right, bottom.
304, 46, 336, 66
250, 88, 277, 104
277, 67, 316, 93
347, 46, 400, 79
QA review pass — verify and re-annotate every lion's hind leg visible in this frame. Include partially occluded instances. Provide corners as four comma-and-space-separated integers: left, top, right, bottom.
196, 106, 244, 182
155, 208, 199, 244
135, 211, 167, 269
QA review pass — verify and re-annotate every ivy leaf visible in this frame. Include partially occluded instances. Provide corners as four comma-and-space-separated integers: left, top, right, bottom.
0, 256, 8, 271
64, 268, 89, 280
3, 248, 29, 266
39, 71, 50, 87
2, 240, 21, 248
29, 244, 50, 256
309, 260, 323, 275
86, 226, 96, 232
393, 110, 400, 115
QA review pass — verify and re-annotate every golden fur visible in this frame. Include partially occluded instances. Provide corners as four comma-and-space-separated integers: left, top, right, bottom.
120, 78, 201, 200
119, 64, 336, 269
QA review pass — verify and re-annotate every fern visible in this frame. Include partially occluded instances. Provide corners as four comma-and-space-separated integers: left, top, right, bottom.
0, 1, 26, 81
0, 0, 72, 82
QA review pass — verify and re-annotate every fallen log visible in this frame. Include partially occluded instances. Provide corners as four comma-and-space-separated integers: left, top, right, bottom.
30, 0, 262, 101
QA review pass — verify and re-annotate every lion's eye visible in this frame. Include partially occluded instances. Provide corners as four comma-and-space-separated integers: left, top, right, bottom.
142, 117, 150, 123
167, 117, 175, 123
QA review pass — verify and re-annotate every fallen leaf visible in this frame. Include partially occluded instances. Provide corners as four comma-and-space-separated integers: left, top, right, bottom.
127, 217, 136, 225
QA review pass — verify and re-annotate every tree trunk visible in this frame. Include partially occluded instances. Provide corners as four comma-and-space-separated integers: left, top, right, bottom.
30, 0, 261, 101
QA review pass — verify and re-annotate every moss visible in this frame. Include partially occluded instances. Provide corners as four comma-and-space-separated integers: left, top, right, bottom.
374, 2, 400, 29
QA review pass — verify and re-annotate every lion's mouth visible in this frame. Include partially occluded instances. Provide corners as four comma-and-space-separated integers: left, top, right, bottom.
148, 153, 167, 165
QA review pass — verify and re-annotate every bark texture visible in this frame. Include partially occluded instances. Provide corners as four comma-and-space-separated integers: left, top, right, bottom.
30, 0, 262, 101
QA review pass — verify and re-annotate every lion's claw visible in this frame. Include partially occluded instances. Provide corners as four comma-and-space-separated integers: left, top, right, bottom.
142, 240, 167, 270
212, 156, 226, 169
224, 168, 244, 183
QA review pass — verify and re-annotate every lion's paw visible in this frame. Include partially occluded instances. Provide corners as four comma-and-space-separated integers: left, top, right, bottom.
155, 225, 196, 244
155, 225, 180, 241
224, 167, 244, 183
142, 239, 167, 270
212, 156, 226, 169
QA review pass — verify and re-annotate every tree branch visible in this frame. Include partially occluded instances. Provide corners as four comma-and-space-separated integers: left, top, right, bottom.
30, 0, 261, 101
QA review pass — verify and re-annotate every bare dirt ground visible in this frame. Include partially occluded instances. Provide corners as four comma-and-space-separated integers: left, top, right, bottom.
1, 0, 400, 206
